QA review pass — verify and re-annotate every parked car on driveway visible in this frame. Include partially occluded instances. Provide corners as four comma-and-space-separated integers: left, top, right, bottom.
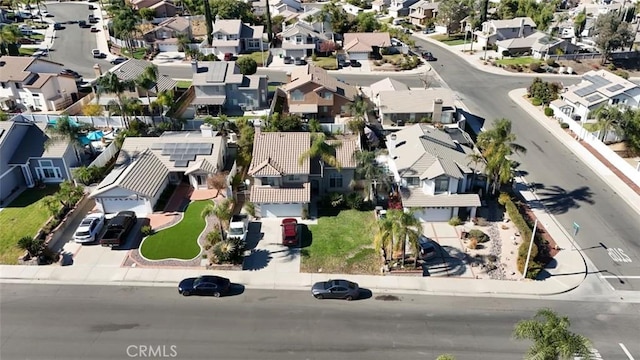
281, 218, 299, 246
283, 56, 294, 64
223, 52, 233, 61
90, 27, 100, 32
418, 235, 438, 260
423, 27, 435, 34
99, 211, 136, 247
178, 275, 231, 297
110, 57, 127, 65
350, 59, 362, 67
294, 57, 307, 66
311, 279, 360, 300
338, 58, 350, 68
73, 213, 105, 243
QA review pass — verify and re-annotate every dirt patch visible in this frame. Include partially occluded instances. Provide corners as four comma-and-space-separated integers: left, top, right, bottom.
191, 19, 207, 38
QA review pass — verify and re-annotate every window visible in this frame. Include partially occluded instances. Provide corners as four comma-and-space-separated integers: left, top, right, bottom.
36, 160, 61, 180
291, 89, 304, 101
323, 92, 333, 100
39, 160, 54, 167
287, 175, 300, 181
406, 177, 420, 186
1, 82, 5, 88
228, 34, 238, 40
261, 177, 278, 186
612, 98, 620, 105
434, 177, 449, 193
329, 173, 343, 188
33, 97, 41, 107
247, 39, 261, 48
216, 33, 223, 39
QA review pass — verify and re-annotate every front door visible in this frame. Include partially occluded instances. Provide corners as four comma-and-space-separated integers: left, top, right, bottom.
21, 165, 34, 188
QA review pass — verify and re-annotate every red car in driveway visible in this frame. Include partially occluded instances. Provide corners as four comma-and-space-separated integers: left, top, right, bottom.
281, 218, 299, 246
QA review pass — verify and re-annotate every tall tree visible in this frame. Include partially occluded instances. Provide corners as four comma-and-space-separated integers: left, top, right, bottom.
437, 0, 471, 35
594, 11, 634, 64
388, 209, 422, 268
44, 115, 84, 152
209, 0, 255, 23
298, 133, 342, 176
203, 0, 214, 45
574, 8, 587, 39
513, 309, 592, 360
354, 12, 380, 32
264, 0, 273, 43
96, 72, 136, 128
318, 0, 352, 35
374, 215, 394, 261
592, 104, 625, 142
0, 24, 22, 56
477, 119, 526, 194
201, 198, 235, 235
355, 150, 387, 201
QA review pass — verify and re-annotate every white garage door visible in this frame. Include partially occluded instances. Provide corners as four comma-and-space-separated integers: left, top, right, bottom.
415, 208, 453, 222
100, 198, 149, 216
284, 49, 305, 59
158, 43, 179, 52
348, 52, 369, 60
260, 203, 303, 218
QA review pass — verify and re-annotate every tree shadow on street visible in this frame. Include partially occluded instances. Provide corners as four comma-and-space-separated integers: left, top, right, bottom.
536, 185, 595, 215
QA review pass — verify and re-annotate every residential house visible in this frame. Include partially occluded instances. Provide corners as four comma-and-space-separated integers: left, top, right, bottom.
189, 60, 268, 115
143, 17, 191, 52
343, 32, 391, 60
0, 116, 80, 204
281, 64, 357, 121
90, 127, 227, 216
270, 0, 303, 15
385, 123, 484, 222
372, 0, 390, 12
494, 31, 545, 55
96, 59, 177, 110
206, 19, 265, 57
474, 17, 537, 48
378, 88, 458, 127
279, 22, 329, 58
409, 0, 439, 26
388, 0, 420, 17
0, 56, 78, 112
129, 0, 178, 18
367, 77, 409, 108
553, 70, 640, 122
530, 35, 581, 59
247, 131, 360, 217
342, 3, 364, 16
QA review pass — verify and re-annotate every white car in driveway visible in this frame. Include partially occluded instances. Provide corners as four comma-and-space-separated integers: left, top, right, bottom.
73, 213, 105, 243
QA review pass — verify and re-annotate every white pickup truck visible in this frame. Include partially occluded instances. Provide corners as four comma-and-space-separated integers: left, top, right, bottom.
228, 215, 248, 242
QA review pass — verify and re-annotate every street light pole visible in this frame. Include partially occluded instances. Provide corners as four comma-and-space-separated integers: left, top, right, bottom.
522, 219, 538, 279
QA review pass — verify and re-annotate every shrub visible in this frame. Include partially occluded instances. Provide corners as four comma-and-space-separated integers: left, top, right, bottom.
498, 192, 510, 206
311, 53, 317, 61
546, 58, 556, 66
325, 192, 344, 208
531, 98, 542, 106
448, 216, 462, 226
345, 192, 365, 210
501, 50, 510, 57
301, 207, 309, 220
206, 230, 222, 246
17, 236, 44, 257
544, 107, 554, 117
141, 225, 153, 236
608, 63, 617, 71
614, 70, 629, 79
468, 229, 490, 243
560, 122, 570, 129
529, 62, 541, 72
244, 202, 257, 218
212, 240, 236, 263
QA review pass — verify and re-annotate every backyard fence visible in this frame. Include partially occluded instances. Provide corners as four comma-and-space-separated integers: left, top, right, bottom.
17, 114, 164, 128
89, 141, 119, 169
550, 105, 640, 187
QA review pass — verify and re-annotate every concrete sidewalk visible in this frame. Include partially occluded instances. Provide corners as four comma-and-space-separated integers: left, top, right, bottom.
509, 88, 640, 216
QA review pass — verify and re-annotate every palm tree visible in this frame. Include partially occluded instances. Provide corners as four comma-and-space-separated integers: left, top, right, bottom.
388, 209, 422, 268
0, 24, 22, 55
592, 104, 624, 142
96, 72, 136, 128
201, 198, 235, 235
466, 151, 485, 191
355, 150, 381, 200
152, 90, 174, 117
142, 64, 159, 94
135, 74, 155, 110
298, 133, 342, 177
477, 118, 526, 194
513, 308, 592, 360
44, 116, 84, 157
374, 216, 394, 261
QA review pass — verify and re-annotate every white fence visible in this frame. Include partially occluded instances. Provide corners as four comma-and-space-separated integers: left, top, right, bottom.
89, 141, 119, 168
17, 114, 164, 128
550, 105, 640, 186
109, 36, 146, 49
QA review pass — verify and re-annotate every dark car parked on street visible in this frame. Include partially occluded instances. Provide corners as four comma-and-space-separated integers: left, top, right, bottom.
311, 279, 360, 301
110, 57, 127, 65
60, 69, 81, 78
283, 56, 294, 64
178, 276, 231, 297
422, 51, 437, 61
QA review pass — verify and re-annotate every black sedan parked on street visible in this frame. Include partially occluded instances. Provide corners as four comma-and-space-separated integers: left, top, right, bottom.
311, 279, 360, 301
178, 275, 231, 297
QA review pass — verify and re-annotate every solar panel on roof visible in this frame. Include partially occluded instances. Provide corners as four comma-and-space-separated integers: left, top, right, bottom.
574, 85, 598, 97
174, 160, 190, 167
182, 154, 197, 161
606, 84, 624, 92
169, 154, 182, 161
586, 94, 603, 102
150, 143, 164, 150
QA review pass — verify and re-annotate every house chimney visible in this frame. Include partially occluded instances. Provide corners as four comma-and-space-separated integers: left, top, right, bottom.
93, 64, 102, 77
433, 98, 443, 123
191, 59, 198, 73
200, 123, 214, 137
518, 18, 526, 38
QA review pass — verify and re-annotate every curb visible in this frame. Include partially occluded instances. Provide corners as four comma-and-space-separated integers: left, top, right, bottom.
508, 88, 640, 216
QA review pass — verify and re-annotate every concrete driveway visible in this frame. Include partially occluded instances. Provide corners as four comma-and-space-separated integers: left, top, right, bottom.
242, 219, 301, 273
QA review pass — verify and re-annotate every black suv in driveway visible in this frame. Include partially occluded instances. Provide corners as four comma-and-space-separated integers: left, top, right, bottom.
283, 56, 294, 64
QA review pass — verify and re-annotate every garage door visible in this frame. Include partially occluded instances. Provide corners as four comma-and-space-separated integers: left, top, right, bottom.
158, 43, 179, 52
415, 207, 453, 222
348, 52, 369, 60
99, 198, 149, 216
285, 49, 305, 59
260, 203, 303, 218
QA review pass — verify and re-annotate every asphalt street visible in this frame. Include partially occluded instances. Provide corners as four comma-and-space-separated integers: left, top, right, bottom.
411, 36, 640, 292
1, 284, 639, 360
47, 3, 112, 77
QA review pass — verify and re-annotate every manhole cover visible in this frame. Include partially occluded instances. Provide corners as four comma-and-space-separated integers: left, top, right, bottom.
374, 294, 400, 301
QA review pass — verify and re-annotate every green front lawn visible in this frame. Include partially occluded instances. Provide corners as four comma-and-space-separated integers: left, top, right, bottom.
301, 210, 382, 274
121, 48, 146, 60
313, 56, 337, 70
240, 51, 269, 66
495, 57, 540, 66
19, 47, 35, 56
140, 200, 210, 260
0, 186, 59, 264
432, 33, 467, 46
30, 33, 44, 41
